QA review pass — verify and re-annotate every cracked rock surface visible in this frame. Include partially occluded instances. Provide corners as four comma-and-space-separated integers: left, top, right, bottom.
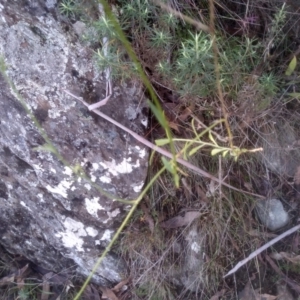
0, 0, 148, 285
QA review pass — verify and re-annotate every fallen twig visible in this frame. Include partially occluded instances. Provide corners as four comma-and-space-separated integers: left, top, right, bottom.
64, 90, 266, 199
151, 0, 210, 33
223, 223, 300, 278
265, 254, 300, 294
65, 90, 266, 199
87, 3, 113, 111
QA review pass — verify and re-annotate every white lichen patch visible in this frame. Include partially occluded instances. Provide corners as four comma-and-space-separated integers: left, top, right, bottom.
133, 181, 144, 193
100, 229, 114, 242
84, 183, 91, 190
85, 197, 104, 217
46, 178, 73, 198
99, 157, 140, 176
63, 166, 73, 176
50, 167, 56, 174
108, 208, 120, 218
86, 227, 98, 237
92, 163, 99, 170
99, 174, 111, 183
33, 164, 44, 172
90, 174, 96, 182
56, 217, 87, 252
103, 208, 121, 224
135, 146, 147, 158
191, 241, 201, 253
20, 201, 32, 212
37, 193, 44, 202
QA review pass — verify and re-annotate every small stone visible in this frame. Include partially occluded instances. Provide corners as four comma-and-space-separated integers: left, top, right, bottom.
255, 198, 289, 231
72, 21, 86, 37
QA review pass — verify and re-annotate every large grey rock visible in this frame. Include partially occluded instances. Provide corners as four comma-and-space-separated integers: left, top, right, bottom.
255, 198, 289, 231
0, 0, 148, 285
169, 224, 206, 293
258, 120, 300, 177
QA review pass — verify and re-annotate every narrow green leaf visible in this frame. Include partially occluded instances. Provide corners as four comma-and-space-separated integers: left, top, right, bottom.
161, 157, 173, 173
155, 139, 170, 146
288, 92, 300, 99
188, 144, 205, 156
208, 131, 217, 145
285, 56, 297, 76
222, 150, 229, 157
173, 172, 179, 188
148, 101, 167, 128
33, 143, 56, 154
191, 118, 198, 137
211, 148, 225, 156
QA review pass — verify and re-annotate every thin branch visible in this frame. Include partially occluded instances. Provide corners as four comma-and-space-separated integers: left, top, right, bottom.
87, 3, 113, 110
151, 0, 210, 33
64, 90, 265, 200
265, 255, 300, 294
208, 0, 233, 148
224, 223, 300, 278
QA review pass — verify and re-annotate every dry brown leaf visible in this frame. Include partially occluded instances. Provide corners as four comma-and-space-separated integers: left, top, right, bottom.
239, 280, 277, 300
16, 264, 30, 289
294, 165, 300, 186
259, 294, 277, 300
292, 232, 299, 253
279, 252, 300, 264
168, 120, 180, 133
41, 279, 50, 300
0, 274, 14, 286
140, 203, 155, 234
112, 277, 130, 293
195, 185, 209, 204
178, 106, 192, 122
160, 210, 201, 229
238, 281, 257, 300
83, 284, 101, 300
100, 286, 119, 300
209, 288, 226, 300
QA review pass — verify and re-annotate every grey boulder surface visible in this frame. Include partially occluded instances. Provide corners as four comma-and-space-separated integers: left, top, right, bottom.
0, 0, 148, 285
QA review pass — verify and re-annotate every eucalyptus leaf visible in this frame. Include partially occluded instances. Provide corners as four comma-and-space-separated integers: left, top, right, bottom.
288, 92, 300, 99
148, 101, 167, 128
222, 150, 229, 157
33, 143, 57, 154
188, 144, 206, 156
285, 56, 297, 76
211, 148, 225, 156
161, 157, 173, 173
155, 139, 170, 146
208, 131, 217, 145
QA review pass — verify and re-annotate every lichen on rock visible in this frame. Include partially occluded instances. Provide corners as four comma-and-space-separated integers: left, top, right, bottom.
0, 0, 148, 285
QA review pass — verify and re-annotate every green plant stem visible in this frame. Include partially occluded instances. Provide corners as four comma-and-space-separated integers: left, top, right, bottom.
208, 0, 233, 148
98, 0, 179, 185
74, 165, 166, 300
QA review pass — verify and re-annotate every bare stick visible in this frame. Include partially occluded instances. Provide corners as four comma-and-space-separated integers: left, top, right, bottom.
87, 3, 113, 111
265, 255, 300, 294
151, 0, 210, 33
64, 90, 265, 199
223, 223, 300, 278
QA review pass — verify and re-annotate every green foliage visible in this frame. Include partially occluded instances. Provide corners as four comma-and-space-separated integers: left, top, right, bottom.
59, 0, 80, 18
285, 56, 297, 76
269, 3, 287, 45
258, 73, 279, 98
120, 0, 156, 31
